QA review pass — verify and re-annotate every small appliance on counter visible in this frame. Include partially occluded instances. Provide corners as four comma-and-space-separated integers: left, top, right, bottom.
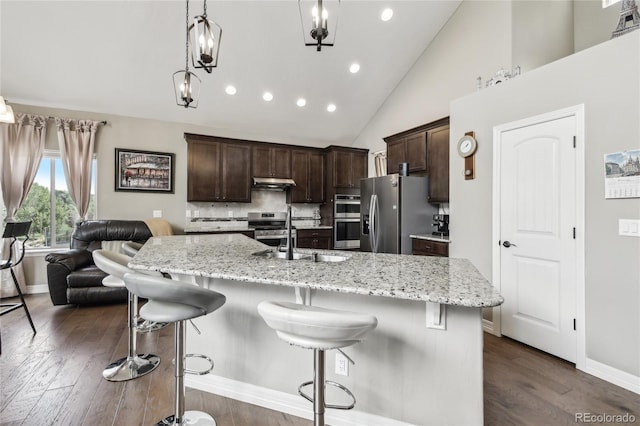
432, 214, 449, 237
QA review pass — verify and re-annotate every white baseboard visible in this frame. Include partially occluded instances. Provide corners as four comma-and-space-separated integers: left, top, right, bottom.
186, 374, 416, 426
584, 358, 640, 395
26, 284, 49, 294
482, 318, 500, 336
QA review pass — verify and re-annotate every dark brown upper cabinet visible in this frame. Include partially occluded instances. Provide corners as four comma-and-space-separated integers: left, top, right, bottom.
426, 124, 450, 203
291, 149, 324, 203
384, 117, 450, 202
252, 145, 291, 178
384, 131, 427, 174
325, 146, 368, 189
185, 134, 252, 202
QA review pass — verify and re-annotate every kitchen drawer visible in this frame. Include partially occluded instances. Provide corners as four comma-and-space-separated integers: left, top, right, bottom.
412, 239, 449, 257
296, 229, 332, 239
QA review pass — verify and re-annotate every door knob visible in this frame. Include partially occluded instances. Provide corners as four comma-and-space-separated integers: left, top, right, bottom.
502, 241, 517, 248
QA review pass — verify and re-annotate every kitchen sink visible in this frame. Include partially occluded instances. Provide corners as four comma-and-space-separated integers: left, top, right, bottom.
251, 249, 348, 263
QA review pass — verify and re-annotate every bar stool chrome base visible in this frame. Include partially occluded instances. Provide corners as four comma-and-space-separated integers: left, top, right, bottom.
136, 318, 169, 333
156, 411, 216, 426
102, 353, 160, 381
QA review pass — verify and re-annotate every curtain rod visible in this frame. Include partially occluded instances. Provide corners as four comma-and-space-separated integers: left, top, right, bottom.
47, 116, 107, 125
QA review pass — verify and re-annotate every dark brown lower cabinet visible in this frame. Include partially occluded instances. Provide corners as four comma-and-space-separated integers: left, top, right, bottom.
412, 238, 449, 257
297, 228, 332, 249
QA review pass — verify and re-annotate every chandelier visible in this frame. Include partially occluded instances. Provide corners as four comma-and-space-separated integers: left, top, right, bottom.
173, 0, 201, 108
299, 0, 340, 52
190, 0, 222, 73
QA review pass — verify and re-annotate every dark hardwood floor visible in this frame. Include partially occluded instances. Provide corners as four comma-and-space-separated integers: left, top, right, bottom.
1, 294, 639, 425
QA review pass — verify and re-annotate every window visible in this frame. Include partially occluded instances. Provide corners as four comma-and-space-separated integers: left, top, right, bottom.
4, 151, 97, 249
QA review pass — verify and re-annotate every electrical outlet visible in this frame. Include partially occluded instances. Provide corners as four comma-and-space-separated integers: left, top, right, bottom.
194, 210, 200, 218
228, 210, 233, 218
335, 352, 349, 376
186, 210, 191, 218
153, 210, 162, 218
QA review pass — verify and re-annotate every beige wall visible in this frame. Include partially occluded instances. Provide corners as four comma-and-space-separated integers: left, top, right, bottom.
11, 104, 329, 233
574, 0, 624, 51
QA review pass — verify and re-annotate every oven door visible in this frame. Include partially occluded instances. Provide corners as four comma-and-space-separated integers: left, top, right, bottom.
333, 219, 360, 249
334, 195, 360, 218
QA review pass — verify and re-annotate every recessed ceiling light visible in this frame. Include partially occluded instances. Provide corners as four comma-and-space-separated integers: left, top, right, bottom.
263, 92, 273, 102
297, 98, 307, 107
381, 8, 393, 22
225, 85, 237, 95
327, 103, 336, 113
349, 63, 360, 74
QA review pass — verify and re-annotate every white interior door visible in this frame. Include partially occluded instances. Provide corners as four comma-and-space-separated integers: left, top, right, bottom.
499, 115, 577, 363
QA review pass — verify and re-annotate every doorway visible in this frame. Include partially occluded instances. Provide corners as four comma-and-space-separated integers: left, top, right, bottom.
492, 105, 585, 368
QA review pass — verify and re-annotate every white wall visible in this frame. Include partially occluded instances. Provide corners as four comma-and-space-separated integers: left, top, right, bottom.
512, 0, 575, 72
450, 32, 640, 379
351, 0, 513, 171
574, 0, 624, 52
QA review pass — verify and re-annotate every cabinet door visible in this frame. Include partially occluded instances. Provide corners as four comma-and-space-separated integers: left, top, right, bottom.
291, 150, 310, 203
220, 143, 251, 202
386, 139, 404, 175
272, 147, 291, 178
405, 132, 427, 172
350, 152, 367, 188
333, 151, 352, 188
252, 146, 272, 177
307, 151, 324, 202
427, 126, 450, 203
187, 141, 220, 201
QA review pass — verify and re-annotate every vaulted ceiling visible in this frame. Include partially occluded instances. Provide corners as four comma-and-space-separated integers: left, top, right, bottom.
1, 1, 460, 144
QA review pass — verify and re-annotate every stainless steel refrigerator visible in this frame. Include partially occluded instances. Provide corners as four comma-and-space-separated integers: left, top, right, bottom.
360, 175, 438, 254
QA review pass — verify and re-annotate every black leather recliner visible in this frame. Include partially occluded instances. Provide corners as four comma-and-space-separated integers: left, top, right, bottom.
45, 220, 153, 305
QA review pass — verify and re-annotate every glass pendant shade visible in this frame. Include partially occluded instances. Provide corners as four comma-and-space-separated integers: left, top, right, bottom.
299, 0, 340, 51
190, 15, 222, 73
172, 70, 201, 108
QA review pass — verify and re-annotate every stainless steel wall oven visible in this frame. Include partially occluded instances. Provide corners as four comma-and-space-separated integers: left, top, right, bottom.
334, 194, 360, 249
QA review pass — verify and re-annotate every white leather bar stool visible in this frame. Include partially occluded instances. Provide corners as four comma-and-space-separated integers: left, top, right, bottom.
122, 241, 144, 257
121, 241, 168, 333
257, 301, 378, 426
124, 272, 226, 426
93, 249, 161, 381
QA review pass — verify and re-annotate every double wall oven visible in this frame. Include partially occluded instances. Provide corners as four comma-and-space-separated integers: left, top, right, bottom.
333, 194, 360, 249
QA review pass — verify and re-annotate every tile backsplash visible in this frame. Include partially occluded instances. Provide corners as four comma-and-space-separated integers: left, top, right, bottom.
187, 190, 320, 225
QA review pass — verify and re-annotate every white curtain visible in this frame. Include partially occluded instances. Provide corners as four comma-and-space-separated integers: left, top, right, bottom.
55, 118, 99, 221
0, 113, 47, 297
374, 151, 387, 177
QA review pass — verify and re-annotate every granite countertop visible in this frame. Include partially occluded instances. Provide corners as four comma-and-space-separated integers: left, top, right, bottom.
130, 234, 502, 308
410, 234, 451, 243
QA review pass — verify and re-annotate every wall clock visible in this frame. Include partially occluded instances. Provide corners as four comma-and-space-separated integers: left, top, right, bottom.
458, 132, 477, 180
457, 135, 478, 158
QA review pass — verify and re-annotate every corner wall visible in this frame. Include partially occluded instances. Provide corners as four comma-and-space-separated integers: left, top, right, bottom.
450, 32, 640, 381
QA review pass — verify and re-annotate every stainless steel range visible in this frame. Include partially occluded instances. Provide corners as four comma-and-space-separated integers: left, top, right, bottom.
248, 212, 296, 248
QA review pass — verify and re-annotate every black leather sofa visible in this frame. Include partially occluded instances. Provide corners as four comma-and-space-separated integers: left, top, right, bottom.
45, 220, 153, 305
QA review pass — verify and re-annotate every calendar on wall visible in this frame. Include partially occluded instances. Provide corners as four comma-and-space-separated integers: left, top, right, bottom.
604, 149, 640, 199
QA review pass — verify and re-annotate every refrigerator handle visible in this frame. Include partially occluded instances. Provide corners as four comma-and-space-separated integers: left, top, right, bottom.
371, 194, 379, 253
369, 194, 376, 253
374, 193, 380, 253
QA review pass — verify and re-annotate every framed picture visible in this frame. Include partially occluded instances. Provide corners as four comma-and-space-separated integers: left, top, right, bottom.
115, 148, 175, 193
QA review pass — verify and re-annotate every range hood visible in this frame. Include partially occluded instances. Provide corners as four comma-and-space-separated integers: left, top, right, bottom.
252, 177, 296, 190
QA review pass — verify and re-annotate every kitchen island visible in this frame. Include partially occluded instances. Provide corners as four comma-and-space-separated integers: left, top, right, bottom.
130, 234, 503, 425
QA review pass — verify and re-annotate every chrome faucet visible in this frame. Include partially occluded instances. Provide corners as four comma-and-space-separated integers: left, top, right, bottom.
285, 188, 294, 261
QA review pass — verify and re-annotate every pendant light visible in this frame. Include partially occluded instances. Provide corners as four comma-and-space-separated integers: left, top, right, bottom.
299, 0, 340, 51
0, 96, 15, 123
173, 0, 201, 108
190, 0, 222, 73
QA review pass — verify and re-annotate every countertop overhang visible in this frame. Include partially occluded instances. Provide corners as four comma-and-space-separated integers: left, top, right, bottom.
129, 234, 503, 308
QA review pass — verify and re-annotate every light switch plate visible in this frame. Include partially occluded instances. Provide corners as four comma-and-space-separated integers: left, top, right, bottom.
153, 210, 162, 218
619, 219, 640, 237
